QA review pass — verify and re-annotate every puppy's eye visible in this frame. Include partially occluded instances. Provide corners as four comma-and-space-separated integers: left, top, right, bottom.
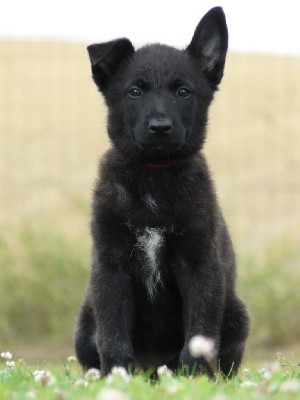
128, 88, 141, 97
178, 88, 191, 97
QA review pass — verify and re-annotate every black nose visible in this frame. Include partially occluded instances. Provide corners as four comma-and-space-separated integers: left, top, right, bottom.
149, 118, 172, 134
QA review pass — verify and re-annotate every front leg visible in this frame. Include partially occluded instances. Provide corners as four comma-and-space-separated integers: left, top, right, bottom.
173, 254, 225, 378
90, 254, 135, 375
90, 211, 136, 375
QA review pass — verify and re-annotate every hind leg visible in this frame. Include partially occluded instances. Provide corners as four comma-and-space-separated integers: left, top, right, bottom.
218, 297, 250, 377
74, 300, 100, 370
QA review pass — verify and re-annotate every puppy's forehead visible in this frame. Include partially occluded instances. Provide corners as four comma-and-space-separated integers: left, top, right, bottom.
126, 44, 193, 85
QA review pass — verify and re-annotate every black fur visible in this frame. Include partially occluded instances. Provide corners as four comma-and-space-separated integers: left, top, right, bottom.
75, 7, 250, 378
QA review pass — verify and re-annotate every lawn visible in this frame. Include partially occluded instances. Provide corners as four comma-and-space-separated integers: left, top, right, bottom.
0, 353, 299, 399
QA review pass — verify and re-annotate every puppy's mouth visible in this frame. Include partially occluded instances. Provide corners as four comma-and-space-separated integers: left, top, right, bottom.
138, 142, 182, 155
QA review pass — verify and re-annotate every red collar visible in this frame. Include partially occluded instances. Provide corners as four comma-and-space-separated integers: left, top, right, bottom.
138, 160, 179, 168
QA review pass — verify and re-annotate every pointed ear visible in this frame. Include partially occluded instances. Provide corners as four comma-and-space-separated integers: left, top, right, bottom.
87, 38, 135, 91
187, 7, 228, 87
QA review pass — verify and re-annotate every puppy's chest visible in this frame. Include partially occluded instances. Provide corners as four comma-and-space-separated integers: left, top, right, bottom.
133, 226, 167, 302
113, 183, 191, 300
114, 180, 188, 225
121, 189, 174, 298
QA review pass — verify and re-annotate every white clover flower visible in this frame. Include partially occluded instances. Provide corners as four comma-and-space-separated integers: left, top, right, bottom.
75, 379, 88, 387
109, 366, 130, 382
1, 352, 12, 360
165, 382, 183, 394
6, 361, 15, 368
281, 380, 300, 393
96, 388, 130, 400
240, 380, 257, 388
259, 361, 280, 374
106, 374, 114, 384
33, 369, 45, 376
242, 368, 251, 380
212, 395, 227, 400
260, 361, 280, 380
34, 370, 55, 386
54, 389, 67, 400
188, 335, 216, 361
32, 369, 45, 376
262, 369, 272, 380
67, 355, 77, 363
26, 390, 36, 399
111, 366, 128, 377
107, 368, 130, 384
84, 367, 101, 381
157, 365, 172, 377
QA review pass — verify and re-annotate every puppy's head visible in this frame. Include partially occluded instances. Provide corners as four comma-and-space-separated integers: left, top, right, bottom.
88, 7, 228, 162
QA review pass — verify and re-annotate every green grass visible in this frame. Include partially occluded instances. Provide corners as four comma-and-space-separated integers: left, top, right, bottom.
239, 234, 300, 357
0, 355, 299, 400
0, 222, 89, 358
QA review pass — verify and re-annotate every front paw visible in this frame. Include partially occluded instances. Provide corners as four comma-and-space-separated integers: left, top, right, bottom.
100, 352, 135, 376
179, 347, 215, 379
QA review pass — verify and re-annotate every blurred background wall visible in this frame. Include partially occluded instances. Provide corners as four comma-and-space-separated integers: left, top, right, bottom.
0, 0, 299, 364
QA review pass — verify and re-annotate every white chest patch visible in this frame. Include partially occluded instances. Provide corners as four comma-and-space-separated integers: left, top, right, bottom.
135, 227, 164, 301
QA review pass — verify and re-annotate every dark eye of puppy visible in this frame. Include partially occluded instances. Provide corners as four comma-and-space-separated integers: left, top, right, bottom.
128, 88, 142, 97
178, 88, 191, 97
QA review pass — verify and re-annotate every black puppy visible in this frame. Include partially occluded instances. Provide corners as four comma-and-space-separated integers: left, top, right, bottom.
75, 7, 249, 378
